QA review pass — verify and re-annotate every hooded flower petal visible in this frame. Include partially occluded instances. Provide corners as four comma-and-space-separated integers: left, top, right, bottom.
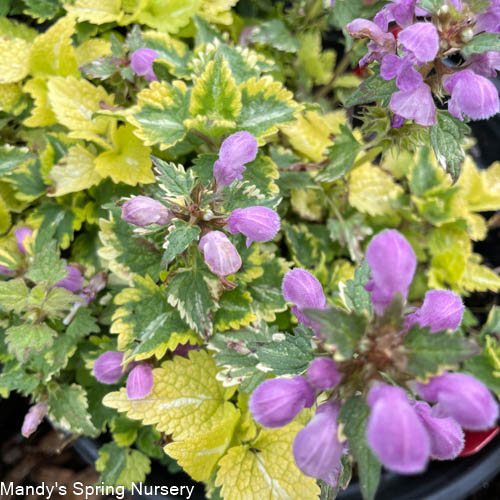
414, 401, 464, 460
444, 70, 499, 121
399, 22, 439, 63
249, 376, 315, 428
126, 363, 154, 400
15, 227, 33, 255
417, 372, 499, 430
121, 196, 173, 226
54, 265, 84, 293
365, 230, 417, 315
406, 289, 463, 333
21, 403, 48, 438
130, 48, 158, 81
293, 401, 343, 486
375, 0, 418, 30
94, 351, 125, 384
367, 384, 430, 474
475, 1, 500, 34
198, 231, 242, 277
213, 132, 258, 189
307, 358, 342, 391
347, 19, 396, 51
228, 206, 280, 247
381, 54, 423, 91
466, 51, 500, 78
390, 82, 436, 126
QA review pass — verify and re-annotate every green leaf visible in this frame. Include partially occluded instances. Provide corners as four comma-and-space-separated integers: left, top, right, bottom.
96, 442, 127, 485
213, 288, 257, 332
153, 157, 195, 199
81, 56, 119, 80
462, 32, 500, 57
166, 262, 218, 336
143, 31, 191, 78
247, 19, 300, 53
0, 360, 39, 396
191, 154, 218, 186
6, 323, 56, 362
304, 307, 368, 358
328, 213, 372, 263
339, 396, 381, 500
430, 111, 470, 181
417, 0, 442, 13
0, 145, 33, 175
345, 70, 397, 107
25, 240, 67, 286
283, 222, 320, 269
8, 159, 47, 200
481, 306, 500, 337
409, 146, 440, 195
48, 383, 98, 436
0, 279, 29, 313
317, 125, 362, 182
344, 260, 373, 315
22, 0, 61, 20
111, 415, 141, 447
404, 325, 480, 379
162, 220, 201, 266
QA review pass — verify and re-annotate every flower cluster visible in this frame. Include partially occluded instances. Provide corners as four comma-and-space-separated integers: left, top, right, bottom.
249, 229, 498, 484
348, 1, 500, 125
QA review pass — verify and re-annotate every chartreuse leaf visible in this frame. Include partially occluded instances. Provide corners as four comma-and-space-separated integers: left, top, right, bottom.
215, 422, 320, 500
23, 77, 57, 127
462, 33, 500, 57
198, 0, 238, 24
165, 404, 240, 481
460, 258, 500, 293
47, 76, 115, 147
65, 0, 123, 24
0, 279, 29, 313
0, 17, 37, 42
95, 124, 154, 185
430, 111, 469, 181
349, 164, 403, 216
162, 221, 201, 266
339, 396, 381, 500
29, 15, 78, 77
0, 38, 30, 83
49, 145, 102, 196
75, 39, 112, 67
6, 324, 56, 362
238, 76, 297, 140
248, 19, 300, 53
404, 324, 479, 379
298, 31, 335, 86
130, 80, 190, 150
186, 55, 241, 137
104, 350, 238, 439
305, 307, 368, 358
136, 0, 201, 33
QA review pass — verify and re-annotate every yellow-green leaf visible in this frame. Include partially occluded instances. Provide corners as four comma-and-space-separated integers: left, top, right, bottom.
23, 77, 57, 127
137, 0, 201, 33
66, 0, 123, 24
461, 259, 500, 293
298, 31, 335, 86
75, 39, 112, 66
95, 124, 154, 185
198, 0, 238, 25
0, 38, 30, 83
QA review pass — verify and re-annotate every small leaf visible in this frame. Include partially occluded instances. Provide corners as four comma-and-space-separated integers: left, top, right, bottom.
0, 145, 33, 175
0, 279, 29, 313
462, 32, 500, 57
345, 71, 397, 107
409, 146, 440, 196
6, 323, 56, 362
162, 221, 201, 266
417, 0, 442, 13
25, 240, 67, 286
65, 0, 122, 24
344, 260, 373, 314
247, 19, 300, 53
153, 157, 195, 199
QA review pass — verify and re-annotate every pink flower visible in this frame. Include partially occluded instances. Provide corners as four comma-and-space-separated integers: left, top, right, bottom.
227, 206, 280, 247
390, 82, 436, 126
15, 227, 32, 255
130, 48, 158, 81
126, 363, 154, 399
198, 231, 242, 277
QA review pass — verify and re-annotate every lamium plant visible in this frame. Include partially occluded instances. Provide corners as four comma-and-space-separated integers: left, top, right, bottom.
0, 1, 499, 499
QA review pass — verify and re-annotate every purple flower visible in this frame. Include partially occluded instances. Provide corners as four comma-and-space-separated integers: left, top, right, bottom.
381, 54, 423, 91
15, 227, 33, 255
282, 268, 326, 334
249, 376, 315, 428
307, 358, 342, 391
365, 230, 416, 315
406, 289, 463, 333
391, 113, 407, 128
21, 403, 48, 438
417, 372, 499, 430
293, 401, 343, 486
390, 82, 436, 126
130, 48, 158, 81
227, 206, 280, 247
213, 132, 258, 189
198, 231, 242, 277
0, 265, 14, 276
398, 22, 439, 64
414, 401, 464, 460
54, 265, 84, 293
475, 1, 500, 34
444, 70, 499, 121
94, 351, 125, 384
127, 363, 154, 399
466, 51, 500, 78
347, 19, 396, 67
121, 196, 173, 227
374, 0, 418, 31
367, 384, 430, 473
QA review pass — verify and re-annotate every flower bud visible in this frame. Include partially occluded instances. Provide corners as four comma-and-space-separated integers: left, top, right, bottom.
249, 376, 315, 428
126, 363, 154, 400
94, 351, 125, 384
130, 48, 158, 81
406, 289, 463, 333
414, 401, 464, 460
367, 384, 430, 474
444, 70, 499, 121
307, 358, 342, 391
391, 114, 406, 129
417, 372, 499, 430
54, 265, 84, 293
461, 28, 474, 43
121, 196, 173, 227
21, 402, 48, 438
365, 230, 416, 315
213, 132, 258, 189
198, 231, 242, 277
293, 401, 343, 486
15, 227, 33, 255
227, 206, 280, 247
